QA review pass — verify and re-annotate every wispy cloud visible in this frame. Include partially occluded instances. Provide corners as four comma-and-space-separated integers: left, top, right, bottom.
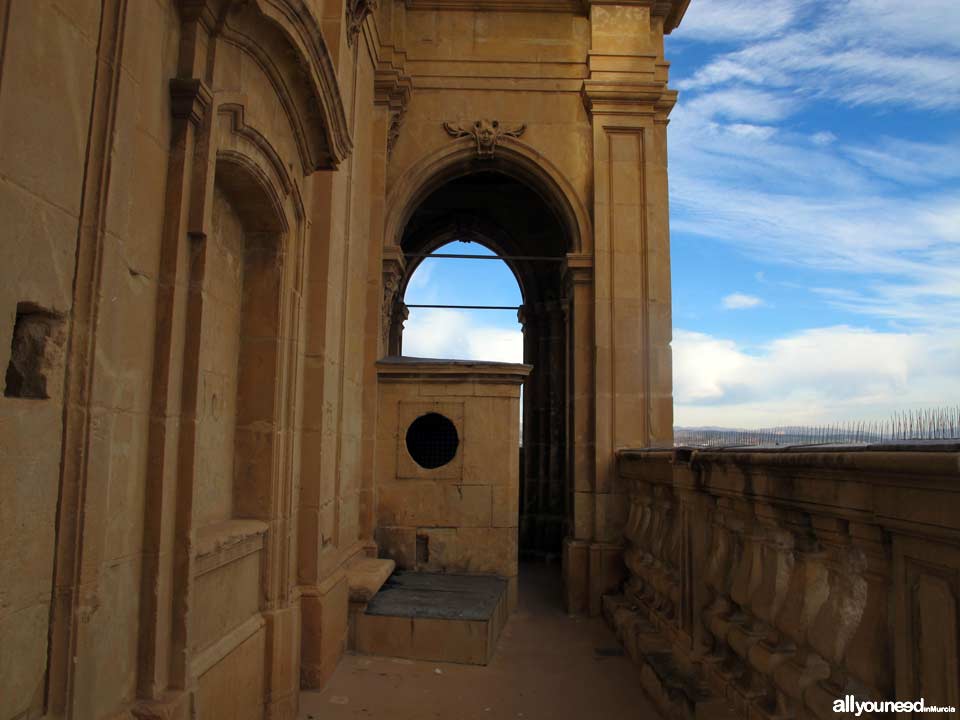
677, 0, 960, 112
674, 0, 808, 42
722, 293, 763, 310
685, 88, 798, 123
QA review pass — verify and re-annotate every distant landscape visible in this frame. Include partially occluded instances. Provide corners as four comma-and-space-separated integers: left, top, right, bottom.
674, 406, 960, 448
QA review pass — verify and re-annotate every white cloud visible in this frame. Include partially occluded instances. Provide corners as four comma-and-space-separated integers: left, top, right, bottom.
402, 308, 523, 364
811, 131, 836, 146
673, 0, 806, 41
673, 326, 960, 426
722, 293, 763, 309
686, 88, 797, 123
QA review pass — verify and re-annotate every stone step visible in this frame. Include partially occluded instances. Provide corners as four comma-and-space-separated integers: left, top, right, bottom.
354, 571, 510, 666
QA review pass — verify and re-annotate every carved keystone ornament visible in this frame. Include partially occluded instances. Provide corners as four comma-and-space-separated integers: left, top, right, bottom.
443, 119, 526, 159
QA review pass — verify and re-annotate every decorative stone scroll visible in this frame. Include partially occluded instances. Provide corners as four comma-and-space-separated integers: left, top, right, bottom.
443, 119, 526, 159
375, 63, 412, 158
381, 247, 406, 355
347, 0, 377, 47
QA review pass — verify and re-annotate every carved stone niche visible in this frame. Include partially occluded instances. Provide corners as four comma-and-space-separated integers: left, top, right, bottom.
443, 119, 526, 159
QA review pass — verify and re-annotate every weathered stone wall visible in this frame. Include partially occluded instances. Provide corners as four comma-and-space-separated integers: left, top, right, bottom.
1, 1, 182, 717
0, 1, 687, 717
607, 446, 960, 719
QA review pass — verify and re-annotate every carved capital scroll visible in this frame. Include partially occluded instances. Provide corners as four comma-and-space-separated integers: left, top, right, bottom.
347, 0, 377, 47
381, 247, 406, 355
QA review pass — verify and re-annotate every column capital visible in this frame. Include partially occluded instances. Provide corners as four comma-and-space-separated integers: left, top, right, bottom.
563, 253, 594, 288
581, 80, 677, 119
581, 0, 689, 34
169, 78, 212, 126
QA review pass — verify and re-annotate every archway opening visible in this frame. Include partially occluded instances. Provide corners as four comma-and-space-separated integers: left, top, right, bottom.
403, 240, 523, 363
390, 169, 572, 575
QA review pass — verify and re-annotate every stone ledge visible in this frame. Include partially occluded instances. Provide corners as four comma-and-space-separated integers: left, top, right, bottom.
347, 557, 396, 603
194, 519, 268, 577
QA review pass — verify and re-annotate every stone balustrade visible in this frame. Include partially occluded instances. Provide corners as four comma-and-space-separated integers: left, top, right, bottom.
604, 445, 960, 720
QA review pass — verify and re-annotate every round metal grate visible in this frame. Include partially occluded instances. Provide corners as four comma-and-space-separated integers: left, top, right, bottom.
406, 412, 459, 469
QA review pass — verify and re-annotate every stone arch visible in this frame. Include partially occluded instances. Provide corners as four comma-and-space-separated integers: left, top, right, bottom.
384, 140, 592, 257
205, 152, 288, 521
182, 0, 352, 170
388, 154, 579, 560
398, 216, 529, 304
155, 135, 307, 705
216, 101, 305, 226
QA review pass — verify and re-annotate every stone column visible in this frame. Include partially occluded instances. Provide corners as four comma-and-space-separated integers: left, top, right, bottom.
579, 0, 677, 613
134, 16, 213, 715
562, 255, 595, 612
362, 61, 410, 545
545, 299, 567, 553
520, 303, 542, 553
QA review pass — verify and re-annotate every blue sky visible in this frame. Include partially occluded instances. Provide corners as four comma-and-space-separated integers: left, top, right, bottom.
404, 0, 960, 428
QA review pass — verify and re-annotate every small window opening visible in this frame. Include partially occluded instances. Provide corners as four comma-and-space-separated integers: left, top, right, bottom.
5, 303, 64, 400
406, 412, 459, 469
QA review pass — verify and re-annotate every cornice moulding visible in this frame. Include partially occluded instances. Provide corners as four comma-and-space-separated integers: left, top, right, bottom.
406, 0, 582, 13
581, 80, 677, 115
402, 0, 689, 32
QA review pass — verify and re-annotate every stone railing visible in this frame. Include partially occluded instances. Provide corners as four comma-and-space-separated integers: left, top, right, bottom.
604, 445, 960, 719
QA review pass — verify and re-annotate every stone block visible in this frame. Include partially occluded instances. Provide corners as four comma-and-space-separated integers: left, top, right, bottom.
194, 627, 265, 720
354, 572, 508, 665
300, 575, 349, 689
444, 484, 493, 528
492, 484, 519, 527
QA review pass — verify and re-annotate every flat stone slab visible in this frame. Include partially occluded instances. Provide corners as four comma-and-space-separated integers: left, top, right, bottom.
365, 571, 507, 621
346, 557, 396, 603
356, 572, 510, 665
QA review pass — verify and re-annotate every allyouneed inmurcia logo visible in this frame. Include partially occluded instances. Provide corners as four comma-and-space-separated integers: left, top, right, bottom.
834, 696, 957, 716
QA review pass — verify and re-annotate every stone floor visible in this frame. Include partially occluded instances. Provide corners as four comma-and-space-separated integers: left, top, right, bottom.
299, 561, 661, 720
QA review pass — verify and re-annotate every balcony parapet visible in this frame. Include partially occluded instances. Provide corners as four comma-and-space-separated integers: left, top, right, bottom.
607, 444, 960, 719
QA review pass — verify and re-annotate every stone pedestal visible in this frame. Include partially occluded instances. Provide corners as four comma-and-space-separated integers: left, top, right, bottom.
374, 357, 531, 609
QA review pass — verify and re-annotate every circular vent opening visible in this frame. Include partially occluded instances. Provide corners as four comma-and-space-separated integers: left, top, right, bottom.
406, 412, 459, 469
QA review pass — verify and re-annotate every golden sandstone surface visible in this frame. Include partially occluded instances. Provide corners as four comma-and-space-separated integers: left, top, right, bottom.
1, 2, 957, 719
